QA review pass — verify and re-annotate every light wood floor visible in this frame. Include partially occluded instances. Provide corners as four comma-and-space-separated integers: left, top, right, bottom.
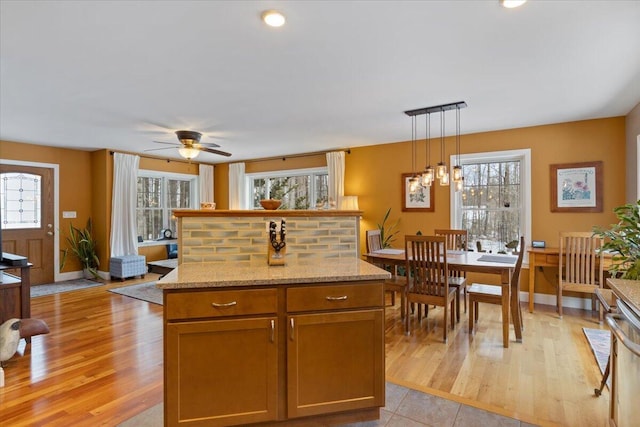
1, 276, 609, 426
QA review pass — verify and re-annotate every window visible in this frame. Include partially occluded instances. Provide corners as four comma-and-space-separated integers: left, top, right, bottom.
246, 167, 328, 210
450, 149, 531, 254
1, 172, 41, 229
137, 171, 197, 240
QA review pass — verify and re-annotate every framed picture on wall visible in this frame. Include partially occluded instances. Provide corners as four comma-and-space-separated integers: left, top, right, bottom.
550, 161, 603, 212
402, 173, 435, 212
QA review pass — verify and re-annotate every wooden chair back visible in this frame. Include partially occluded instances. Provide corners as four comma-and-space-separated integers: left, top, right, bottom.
405, 235, 449, 298
558, 231, 604, 319
559, 231, 603, 287
366, 229, 383, 253
434, 229, 468, 252
404, 234, 457, 341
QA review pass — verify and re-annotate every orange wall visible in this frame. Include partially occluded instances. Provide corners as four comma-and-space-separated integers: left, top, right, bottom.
0, 117, 627, 291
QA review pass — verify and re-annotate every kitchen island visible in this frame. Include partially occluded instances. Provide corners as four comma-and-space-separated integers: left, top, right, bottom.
158, 258, 389, 427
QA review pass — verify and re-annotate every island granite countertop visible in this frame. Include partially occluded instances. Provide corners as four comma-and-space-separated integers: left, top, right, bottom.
156, 257, 391, 289
606, 278, 640, 317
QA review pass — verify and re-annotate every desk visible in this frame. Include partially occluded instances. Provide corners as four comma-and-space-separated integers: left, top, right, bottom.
527, 247, 614, 313
364, 250, 522, 342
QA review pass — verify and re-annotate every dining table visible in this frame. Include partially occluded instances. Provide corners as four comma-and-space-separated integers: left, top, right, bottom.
364, 249, 522, 342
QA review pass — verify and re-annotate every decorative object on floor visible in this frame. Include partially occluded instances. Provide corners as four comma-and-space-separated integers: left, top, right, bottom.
109, 254, 146, 281
0, 319, 21, 363
60, 218, 101, 280
19, 318, 50, 340
583, 327, 610, 378
31, 278, 103, 297
109, 282, 162, 305
1, 318, 21, 386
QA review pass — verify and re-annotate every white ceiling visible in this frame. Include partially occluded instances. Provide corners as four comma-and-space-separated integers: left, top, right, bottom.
1, 1, 639, 163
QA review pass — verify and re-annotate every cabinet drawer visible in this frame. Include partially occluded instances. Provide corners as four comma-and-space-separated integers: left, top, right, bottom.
165, 288, 277, 320
287, 282, 384, 312
546, 254, 559, 265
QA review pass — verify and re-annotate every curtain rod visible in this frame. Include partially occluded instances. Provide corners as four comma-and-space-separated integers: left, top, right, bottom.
244, 148, 351, 164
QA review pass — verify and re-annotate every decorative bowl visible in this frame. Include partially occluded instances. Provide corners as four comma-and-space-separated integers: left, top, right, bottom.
200, 202, 216, 210
260, 199, 282, 210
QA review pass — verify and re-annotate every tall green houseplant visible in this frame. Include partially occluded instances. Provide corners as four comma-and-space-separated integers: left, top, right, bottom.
377, 208, 399, 248
60, 218, 100, 280
593, 200, 640, 280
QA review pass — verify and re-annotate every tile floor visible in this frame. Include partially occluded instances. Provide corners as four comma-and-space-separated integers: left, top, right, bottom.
119, 381, 538, 426
343, 382, 538, 427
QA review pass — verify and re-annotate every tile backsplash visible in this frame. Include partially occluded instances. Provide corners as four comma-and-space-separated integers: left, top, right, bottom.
179, 214, 360, 263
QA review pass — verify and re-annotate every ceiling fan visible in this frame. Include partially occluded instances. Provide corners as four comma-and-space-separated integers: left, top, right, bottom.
146, 130, 232, 160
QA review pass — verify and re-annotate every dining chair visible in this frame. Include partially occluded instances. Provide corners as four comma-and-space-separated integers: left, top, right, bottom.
435, 228, 468, 316
467, 236, 525, 348
366, 229, 404, 316
558, 231, 604, 321
404, 235, 462, 342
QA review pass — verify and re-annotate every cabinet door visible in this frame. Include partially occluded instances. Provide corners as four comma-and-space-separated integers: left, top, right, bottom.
165, 317, 278, 426
287, 309, 385, 418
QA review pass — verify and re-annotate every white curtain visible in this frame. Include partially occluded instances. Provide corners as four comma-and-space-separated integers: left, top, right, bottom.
229, 162, 246, 209
110, 153, 140, 257
326, 151, 345, 207
199, 164, 214, 203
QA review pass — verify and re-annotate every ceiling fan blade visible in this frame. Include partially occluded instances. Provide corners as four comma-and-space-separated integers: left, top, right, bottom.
200, 147, 232, 157
144, 147, 176, 152
152, 140, 180, 146
195, 142, 221, 148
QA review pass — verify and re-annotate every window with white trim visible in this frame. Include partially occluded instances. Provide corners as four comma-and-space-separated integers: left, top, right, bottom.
246, 167, 328, 210
450, 149, 531, 254
136, 170, 197, 240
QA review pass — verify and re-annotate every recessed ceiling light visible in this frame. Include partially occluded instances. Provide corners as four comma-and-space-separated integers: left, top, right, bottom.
500, 0, 527, 8
262, 10, 286, 27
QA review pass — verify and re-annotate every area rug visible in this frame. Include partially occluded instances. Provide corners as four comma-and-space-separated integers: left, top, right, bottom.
583, 327, 610, 376
109, 282, 163, 305
31, 278, 103, 297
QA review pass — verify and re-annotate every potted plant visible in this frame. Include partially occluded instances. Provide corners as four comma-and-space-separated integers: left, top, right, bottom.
593, 200, 640, 280
377, 208, 400, 249
60, 218, 101, 280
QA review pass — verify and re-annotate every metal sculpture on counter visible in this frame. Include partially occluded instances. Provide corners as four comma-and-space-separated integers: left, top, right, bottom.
268, 219, 286, 265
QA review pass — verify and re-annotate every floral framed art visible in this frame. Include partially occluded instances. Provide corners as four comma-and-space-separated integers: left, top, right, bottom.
550, 161, 603, 212
402, 173, 435, 212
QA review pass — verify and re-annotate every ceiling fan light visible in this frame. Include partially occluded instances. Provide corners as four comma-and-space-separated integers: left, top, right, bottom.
178, 147, 200, 160
262, 10, 286, 27
500, 0, 527, 8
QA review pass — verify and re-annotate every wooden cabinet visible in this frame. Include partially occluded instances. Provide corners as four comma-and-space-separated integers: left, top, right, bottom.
165, 317, 278, 426
287, 309, 384, 418
163, 281, 385, 427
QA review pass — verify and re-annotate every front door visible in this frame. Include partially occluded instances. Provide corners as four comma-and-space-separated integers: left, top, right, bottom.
1, 164, 55, 285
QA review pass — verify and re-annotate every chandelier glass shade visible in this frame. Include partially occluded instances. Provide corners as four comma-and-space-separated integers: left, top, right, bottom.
404, 101, 467, 193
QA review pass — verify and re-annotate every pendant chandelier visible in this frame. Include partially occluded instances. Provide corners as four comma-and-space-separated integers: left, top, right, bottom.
404, 101, 467, 192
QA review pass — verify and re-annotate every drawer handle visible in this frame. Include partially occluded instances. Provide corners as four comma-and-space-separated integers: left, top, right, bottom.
326, 295, 348, 301
211, 301, 237, 308
270, 319, 275, 343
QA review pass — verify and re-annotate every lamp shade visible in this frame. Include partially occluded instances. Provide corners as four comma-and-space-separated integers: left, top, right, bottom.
338, 195, 359, 210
